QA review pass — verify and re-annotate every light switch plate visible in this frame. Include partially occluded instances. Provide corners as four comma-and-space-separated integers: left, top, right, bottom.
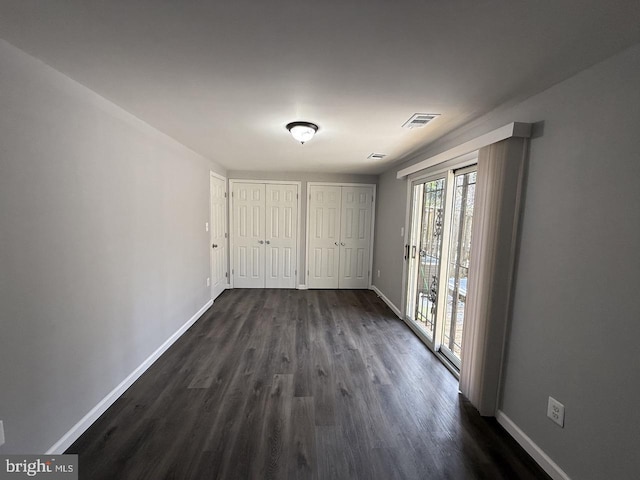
0, 420, 5, 447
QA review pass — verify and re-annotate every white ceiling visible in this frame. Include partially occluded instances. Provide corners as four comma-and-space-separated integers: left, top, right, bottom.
1, 1, 639, 174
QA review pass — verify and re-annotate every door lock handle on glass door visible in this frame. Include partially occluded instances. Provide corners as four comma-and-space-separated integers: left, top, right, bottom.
258, 240, 264, 244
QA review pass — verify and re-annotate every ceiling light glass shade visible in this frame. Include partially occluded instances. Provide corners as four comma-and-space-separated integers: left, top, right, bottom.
286, 121, 318, 144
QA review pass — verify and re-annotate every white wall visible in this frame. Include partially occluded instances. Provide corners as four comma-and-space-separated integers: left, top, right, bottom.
227, 170, 377, 286
0, 39, 226, 453
373, 43, 640, 479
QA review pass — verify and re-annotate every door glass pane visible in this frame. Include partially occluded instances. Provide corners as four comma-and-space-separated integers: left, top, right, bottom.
414, 178, 446, 339
442, 170, 476, 364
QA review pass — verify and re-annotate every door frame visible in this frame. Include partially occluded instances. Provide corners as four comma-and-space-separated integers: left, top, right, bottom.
209, 171, 229, 301
228, 179, 302, 289
400, 152, 478, 377
306, 182, 377, 289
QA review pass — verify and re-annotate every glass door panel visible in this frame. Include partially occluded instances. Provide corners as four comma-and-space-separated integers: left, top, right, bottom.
407, 176, 446, 342
441, 170, 476, 367
405, 165, 477, 372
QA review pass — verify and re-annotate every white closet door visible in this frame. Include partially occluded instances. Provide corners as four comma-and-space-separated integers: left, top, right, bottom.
210, 174, 227, 300
339, 186, 373, 288
232, 183, 266, 288
308, 185, 341, 288
265, 184, 298, 288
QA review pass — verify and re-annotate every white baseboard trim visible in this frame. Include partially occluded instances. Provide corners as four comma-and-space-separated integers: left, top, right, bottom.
370, 285, 402, 318
496, 410, 571, 480
297, 284, 308, 290
46, 299, 213, 454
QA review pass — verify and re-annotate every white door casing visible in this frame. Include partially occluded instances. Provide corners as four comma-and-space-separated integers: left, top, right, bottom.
308, 185, 342, 288
232, 183, 266, 288
265, 184, 298, 288
339, 186, 373, 289
210, 172, 228, 300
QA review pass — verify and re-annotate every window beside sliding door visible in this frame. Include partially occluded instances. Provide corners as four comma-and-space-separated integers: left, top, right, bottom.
405, 166, 477, 370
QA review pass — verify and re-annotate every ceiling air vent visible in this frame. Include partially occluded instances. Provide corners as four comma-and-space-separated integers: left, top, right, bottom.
367, 153, 387, 160
402, 113, 440, 129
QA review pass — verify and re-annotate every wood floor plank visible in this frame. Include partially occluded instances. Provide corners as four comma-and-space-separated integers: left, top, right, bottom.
67, 289, 551, 480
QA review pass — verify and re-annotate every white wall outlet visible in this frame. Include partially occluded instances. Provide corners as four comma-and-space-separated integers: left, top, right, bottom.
206, 277, 211, 287
0, 420, 5, 447
547, 396, 565, 427
400, 227, 404, 237
377, 270, 381, 278
205, 222, 209, 232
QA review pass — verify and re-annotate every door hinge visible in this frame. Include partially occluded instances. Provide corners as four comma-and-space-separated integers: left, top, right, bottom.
296, 193, 299, 200
232, 269, 234, 275
225, 272, 228, 278
224, 232, 228, 238
224, 192, 227, 198
295, 269, 297, 275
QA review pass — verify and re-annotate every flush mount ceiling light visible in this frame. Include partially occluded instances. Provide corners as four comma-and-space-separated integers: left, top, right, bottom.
286, 121, 319, 144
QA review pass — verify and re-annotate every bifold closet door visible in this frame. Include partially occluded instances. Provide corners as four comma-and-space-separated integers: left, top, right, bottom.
339, 186, 373, 289
308, 186, 342, 288
307, 184, 373, 289
232, 183, 266, 288
265, 184, 298, 288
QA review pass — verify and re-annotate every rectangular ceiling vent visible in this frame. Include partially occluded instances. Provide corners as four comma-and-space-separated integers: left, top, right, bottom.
367, 153, 387, 160
402, 113, 440, 129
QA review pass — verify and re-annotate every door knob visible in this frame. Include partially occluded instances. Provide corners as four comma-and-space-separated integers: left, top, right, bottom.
265, 240, 271, 245
212, 243, 218, 248
258, 240, 264, 244
340, 242, 345, 246
334, 242, 339, 246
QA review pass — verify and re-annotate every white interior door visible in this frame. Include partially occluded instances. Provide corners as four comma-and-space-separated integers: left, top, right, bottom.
232, 183, 265, 288
265, 184, 298, 288
308, 185, 341, 288
210, 173, 227, 300
339, 186, 373, 288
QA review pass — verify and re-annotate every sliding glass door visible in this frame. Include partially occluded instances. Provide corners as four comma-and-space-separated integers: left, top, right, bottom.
405, 166, 477, 370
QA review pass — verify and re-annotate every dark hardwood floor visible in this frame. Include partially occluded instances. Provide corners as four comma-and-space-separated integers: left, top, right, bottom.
67, 289, 550, 480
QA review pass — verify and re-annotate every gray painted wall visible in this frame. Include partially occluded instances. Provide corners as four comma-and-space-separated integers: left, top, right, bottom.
372, 43, 640, 479
228, 170, 377, 286
0, 40, 226, 453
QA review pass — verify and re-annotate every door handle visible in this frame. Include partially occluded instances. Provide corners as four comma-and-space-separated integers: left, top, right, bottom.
258, 240, 264, 244
405, 244, 410, 260
265, 240, 270, 245
212, 243, 218, 248
335, 242, 339, 246
411, 245, 416, 259
340, 242, 345, 246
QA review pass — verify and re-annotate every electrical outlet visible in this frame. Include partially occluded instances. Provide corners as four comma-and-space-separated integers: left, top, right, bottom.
0, 420, 5, 447
547, 396, 565, 427
377, 270, 381, 278
400, 227, 404, 237
205, 222, 209, 232
206, 277, 211, 287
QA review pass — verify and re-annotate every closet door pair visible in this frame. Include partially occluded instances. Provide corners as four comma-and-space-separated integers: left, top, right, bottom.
232, 182, 298, 288
307, 184, 374, 289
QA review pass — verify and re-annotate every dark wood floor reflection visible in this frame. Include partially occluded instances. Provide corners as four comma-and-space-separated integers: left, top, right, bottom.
68, 289, 550, 479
